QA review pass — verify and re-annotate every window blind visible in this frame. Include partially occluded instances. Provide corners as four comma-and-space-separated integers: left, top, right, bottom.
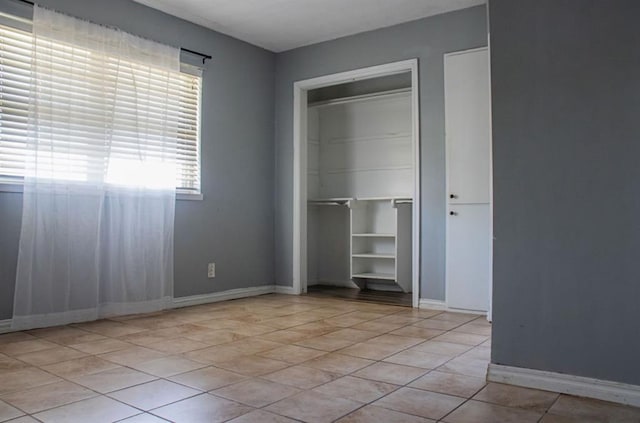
0, 23, 202, 192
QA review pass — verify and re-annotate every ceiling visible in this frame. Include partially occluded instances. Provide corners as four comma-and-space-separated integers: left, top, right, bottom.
133, 0, 486, 52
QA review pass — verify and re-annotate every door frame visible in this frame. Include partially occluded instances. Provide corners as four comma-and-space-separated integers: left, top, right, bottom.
292, 59, 421, 307
444, 46, 493, 315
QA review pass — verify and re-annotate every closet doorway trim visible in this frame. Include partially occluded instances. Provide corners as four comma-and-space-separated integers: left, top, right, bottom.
292, 59, 421, 307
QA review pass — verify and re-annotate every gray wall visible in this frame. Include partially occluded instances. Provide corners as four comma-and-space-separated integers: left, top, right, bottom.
0, 0, 276, 319
490, 0, 640, 385
274, 6, 488, 299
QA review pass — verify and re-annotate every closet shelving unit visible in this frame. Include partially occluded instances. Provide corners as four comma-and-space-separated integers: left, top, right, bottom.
307, 196, 412, 292
349, 197, 412, 292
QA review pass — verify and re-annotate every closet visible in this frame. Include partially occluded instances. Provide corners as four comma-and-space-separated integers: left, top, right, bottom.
444, 47, 491, 312
305, 73, 415, 299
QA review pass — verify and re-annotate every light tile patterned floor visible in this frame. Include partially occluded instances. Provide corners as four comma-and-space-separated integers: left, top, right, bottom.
0, 294, 639, 422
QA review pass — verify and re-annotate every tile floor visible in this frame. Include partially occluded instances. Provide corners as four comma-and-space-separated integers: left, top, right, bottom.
0, 294, 639, 422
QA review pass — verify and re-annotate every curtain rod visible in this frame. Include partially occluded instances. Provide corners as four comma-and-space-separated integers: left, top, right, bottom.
16, 0, 212, 64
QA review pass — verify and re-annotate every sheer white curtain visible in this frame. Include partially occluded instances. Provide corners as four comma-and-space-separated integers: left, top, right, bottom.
12, 6, 181, 330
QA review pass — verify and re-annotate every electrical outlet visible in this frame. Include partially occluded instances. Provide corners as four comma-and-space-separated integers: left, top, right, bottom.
207, 262, 215, 278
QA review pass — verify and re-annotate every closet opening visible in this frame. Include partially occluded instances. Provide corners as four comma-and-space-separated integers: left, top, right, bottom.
292, 60, 420, 308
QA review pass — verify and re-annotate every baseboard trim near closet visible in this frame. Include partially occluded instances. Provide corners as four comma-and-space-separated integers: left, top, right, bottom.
274, 285, 297, 295
418, 299, 448, 311
418, 299, 486, 315
172, 285, 276, 308
487, 363, 640, 408
0, 319, 12, 334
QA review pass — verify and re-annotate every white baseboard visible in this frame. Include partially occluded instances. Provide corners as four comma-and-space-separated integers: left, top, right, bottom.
0, 285, 285, 333
418, 299, 486, 315
0, 319, 12, 334
418, 299, 448, 310
274, 285, 298, 295
488, 363, 640, 408
172, 285, 276, 308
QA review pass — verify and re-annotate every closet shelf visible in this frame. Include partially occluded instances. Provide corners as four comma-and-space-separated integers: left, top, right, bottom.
352, 233, 395, 238
356, 196, 412, 202
309, 197, 353, 202
352, 253, 396, 259
307, 87, 411, 108
352, 272, 396, 281
308, 197, 352, 206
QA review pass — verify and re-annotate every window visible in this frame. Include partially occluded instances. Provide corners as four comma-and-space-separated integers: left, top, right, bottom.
0, 22, 202, 194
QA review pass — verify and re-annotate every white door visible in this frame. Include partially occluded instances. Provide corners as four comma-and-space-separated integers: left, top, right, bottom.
445, 48, 491, 312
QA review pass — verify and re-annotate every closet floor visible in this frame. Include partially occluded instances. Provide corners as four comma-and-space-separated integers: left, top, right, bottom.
0, 294, 638, 422
307, 284, 413, 307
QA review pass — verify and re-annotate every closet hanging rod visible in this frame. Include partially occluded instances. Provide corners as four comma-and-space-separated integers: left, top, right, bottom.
308, 87, 412, 108
15, 0, 212, 64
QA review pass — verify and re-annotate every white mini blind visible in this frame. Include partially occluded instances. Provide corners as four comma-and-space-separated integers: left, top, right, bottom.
0, 23, 202, 192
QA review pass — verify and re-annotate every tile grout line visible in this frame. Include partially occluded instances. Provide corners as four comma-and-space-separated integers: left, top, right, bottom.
536, 393, 563, 423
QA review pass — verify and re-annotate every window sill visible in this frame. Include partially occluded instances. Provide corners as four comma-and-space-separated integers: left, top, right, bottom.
0, 182, 203, 201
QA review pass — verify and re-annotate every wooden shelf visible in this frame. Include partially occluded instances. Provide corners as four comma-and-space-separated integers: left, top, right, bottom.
352, 272, 396, 281
352, 233, 395, 238
352, 253, 395, 259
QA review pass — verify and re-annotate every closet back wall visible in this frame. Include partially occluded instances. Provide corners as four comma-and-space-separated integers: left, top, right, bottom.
0, 0, 276, 320
274, 5, 488, 299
